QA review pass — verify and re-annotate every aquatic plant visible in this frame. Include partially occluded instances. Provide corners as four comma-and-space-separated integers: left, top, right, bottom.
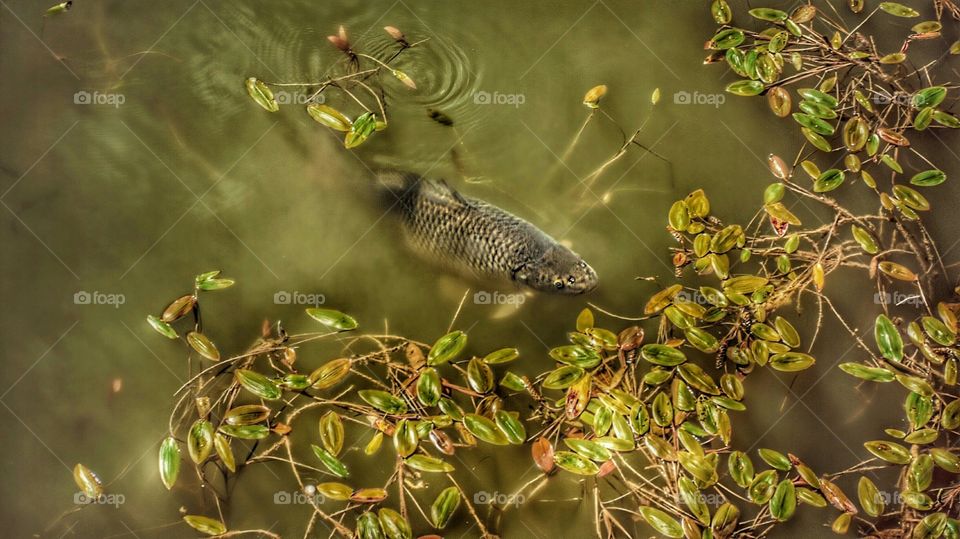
58, 6, 960, 537
244, 24, 426, 150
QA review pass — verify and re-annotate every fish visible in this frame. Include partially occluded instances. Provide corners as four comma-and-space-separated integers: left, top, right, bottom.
377, 170, 598, 294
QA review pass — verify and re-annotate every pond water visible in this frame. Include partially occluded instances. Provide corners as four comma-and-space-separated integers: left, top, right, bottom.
2, 0, 958, 537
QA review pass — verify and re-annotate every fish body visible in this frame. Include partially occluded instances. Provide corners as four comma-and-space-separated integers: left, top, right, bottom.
378, 170, 597, 294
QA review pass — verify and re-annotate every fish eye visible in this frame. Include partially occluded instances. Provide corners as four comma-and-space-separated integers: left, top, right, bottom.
567, 276, 576, 284
554, 279, 564, 289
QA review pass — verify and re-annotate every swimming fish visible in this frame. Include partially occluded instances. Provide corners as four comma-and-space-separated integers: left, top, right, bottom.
377, 170, 598, 294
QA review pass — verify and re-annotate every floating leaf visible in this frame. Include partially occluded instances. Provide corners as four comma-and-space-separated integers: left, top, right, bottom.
875, 314, 903, 362
769, 352, 815, 372
430, 487, 461, 529
159, 436, 181, 490
147, 315, 178, 339
73, 463, 102, 499
245, 77, 279, 112
378, 508, 412, 539
769, 479, 797, 521
344, 112, 378, 148
161, 295, 196, 323
309, 358, 352, 390
306, 308, 358, 330
483, 347, 519, 364
910, 169, 947, 187
186, 331, 220, 361
218, 424, 270, 439
583, 85, 608, 108
463, 413, 508, 445
713, 28, 746, 51
839, 363, 895, 382
358, 389, 408, 415
183, 515, 227, 536
641, 344, 687, 366
213, 433, 234, 472
638, 506, 683, 538
319, 411, 344, 456
312, 444, 349, 477
235, 369, 281, 400
307, 104, 351, 131
814, 169, 845, 192
726, 80, 764, 96
426, 331, 467, 365
187, 419, 214, 464
858, 476, 884, 516
864, 440, 911, 464
880, 2, 919, 16
494, 410, 526, 445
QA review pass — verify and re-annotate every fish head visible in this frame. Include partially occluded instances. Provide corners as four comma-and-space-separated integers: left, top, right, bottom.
517, 245, 598, 294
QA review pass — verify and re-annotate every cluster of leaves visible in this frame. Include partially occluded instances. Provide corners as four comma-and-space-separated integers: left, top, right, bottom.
245, 25, 424, 149
61, 4, 960, 538
701, 0, 960, 536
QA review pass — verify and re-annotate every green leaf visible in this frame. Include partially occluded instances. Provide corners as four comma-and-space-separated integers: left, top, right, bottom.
159, 437, 181, 490
183, 515, 227, 536
345, 112, 378, 148
910, 169, 947, 187
875, 314, 903, 362
641, 344, 687, 366
879, 2, 919, 17
235, 369, 282, 400
638, 506, 683, 538
306, 308, 358, 330
147, 315, 178, 339
428, 330, 468, 365
725, 80, 764, 97
245, 77, 279, 112
307, 104, 352, 131
430, 487, 461, 529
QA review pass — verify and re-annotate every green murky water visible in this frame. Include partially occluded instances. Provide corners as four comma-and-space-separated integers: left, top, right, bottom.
2, 0, 958, 537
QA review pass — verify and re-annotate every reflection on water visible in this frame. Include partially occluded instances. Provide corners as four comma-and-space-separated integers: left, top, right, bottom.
1, 0, 958, 537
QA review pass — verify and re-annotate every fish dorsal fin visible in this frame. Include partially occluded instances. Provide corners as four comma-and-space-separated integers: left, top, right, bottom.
424, 178, 474, 207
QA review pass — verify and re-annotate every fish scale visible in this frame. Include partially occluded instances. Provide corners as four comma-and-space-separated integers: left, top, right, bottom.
378, 170, 598, 294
